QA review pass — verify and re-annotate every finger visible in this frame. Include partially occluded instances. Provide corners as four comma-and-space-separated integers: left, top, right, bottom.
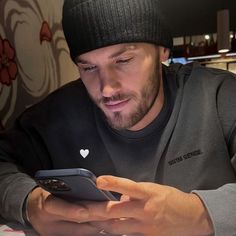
120, 194, 130, 202
44, 195, 90, 222
85, 199, 149, 220
96, 176, 149, 200
91, 218, 146, 235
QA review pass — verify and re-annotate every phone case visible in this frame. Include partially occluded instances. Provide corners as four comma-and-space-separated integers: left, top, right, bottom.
35, 168, 117, 201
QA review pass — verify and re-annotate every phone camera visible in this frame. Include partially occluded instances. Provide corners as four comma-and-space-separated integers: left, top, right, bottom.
38, 178, 71, 191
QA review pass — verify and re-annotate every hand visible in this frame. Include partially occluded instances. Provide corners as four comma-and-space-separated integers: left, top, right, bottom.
84, 176, 214, 236
26, 187, 105, 236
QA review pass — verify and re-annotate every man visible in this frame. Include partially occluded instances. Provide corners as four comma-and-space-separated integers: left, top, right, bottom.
0, 0, 236, 235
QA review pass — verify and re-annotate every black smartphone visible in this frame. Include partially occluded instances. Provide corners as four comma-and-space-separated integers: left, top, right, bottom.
35, 168, 118, 202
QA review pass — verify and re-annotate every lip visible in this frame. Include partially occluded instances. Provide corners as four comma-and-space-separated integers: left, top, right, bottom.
104, 99, 130, 112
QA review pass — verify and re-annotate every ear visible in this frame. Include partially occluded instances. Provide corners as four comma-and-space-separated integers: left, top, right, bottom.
159, 47, 170, 62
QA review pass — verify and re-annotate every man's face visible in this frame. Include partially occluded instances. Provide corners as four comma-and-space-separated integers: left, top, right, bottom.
76, 43, 164, 131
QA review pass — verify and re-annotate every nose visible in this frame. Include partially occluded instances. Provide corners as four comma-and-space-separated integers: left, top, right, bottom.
99, 68, 121, 97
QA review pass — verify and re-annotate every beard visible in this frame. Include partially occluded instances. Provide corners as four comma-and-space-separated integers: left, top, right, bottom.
91, 56, 162, 130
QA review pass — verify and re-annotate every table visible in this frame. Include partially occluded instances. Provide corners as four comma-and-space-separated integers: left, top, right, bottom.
0, 218, 119, 236
0, 221, 38, 236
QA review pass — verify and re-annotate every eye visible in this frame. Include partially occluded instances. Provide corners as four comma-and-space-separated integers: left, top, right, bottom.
78, 64, 97, 72
83, 65, 97, 72
116, 57, 133, 64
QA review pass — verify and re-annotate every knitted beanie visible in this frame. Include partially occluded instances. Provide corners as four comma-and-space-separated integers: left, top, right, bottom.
62, 0, 173, 61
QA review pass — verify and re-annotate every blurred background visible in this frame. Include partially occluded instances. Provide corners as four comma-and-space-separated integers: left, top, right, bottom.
160, 0, 236, 37
160, 0, 236, 69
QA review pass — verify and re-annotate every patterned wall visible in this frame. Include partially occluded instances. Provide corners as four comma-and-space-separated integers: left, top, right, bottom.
0, 0, 79, 129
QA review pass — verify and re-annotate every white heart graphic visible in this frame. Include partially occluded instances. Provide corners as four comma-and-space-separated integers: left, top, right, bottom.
80, 149, 89, 158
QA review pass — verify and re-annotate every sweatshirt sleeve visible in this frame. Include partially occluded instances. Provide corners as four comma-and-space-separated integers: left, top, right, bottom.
0, 162, 37, 224
193, 71, 236, 236
193, 181, 236, 236
0, 117, 49, 224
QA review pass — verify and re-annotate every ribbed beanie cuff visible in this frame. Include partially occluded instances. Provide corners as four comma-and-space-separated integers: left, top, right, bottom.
62, 0, 173, 61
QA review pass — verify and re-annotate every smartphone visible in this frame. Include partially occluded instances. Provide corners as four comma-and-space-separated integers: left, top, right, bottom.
35, 168, 118, 202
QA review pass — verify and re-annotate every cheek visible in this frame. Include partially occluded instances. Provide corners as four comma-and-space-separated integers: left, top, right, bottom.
124, 69, 148, 92
81, 77, 101, 97
128, 59, 154, 84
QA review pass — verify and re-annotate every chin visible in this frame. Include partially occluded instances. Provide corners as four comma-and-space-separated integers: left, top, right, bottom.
107, 114, 134, 130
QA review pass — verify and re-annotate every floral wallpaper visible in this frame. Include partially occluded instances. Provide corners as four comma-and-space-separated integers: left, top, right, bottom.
0, 0, 79, 129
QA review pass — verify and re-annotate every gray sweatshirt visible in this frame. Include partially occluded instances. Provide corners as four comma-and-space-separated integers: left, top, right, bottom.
0, 62, 235, 235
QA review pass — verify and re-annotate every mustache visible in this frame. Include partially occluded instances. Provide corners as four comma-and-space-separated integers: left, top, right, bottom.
98, 93, 131, 104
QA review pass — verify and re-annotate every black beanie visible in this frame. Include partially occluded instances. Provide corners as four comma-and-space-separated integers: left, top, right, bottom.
62, 0, 173, 61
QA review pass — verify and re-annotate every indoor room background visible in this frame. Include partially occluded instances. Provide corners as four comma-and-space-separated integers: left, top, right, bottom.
0, 0, 79, 129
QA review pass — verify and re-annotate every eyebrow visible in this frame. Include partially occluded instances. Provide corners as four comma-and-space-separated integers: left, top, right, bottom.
76, 59, 92, 64
76, 44, 138, 64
